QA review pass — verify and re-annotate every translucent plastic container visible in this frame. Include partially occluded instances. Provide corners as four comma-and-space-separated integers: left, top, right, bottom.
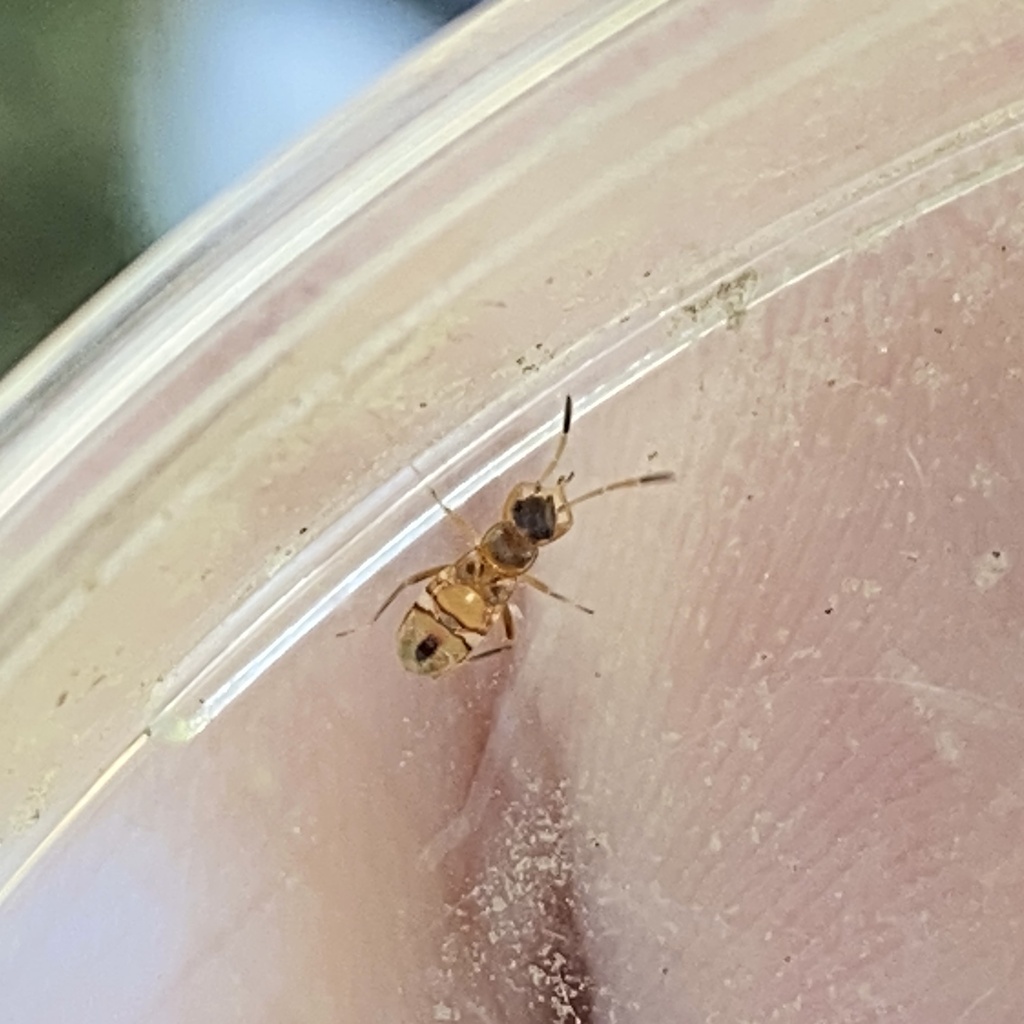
1, 1, 1023, 1021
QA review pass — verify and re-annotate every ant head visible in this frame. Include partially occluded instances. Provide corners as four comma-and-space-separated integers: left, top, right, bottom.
499, 395, 576, 545
503, 475, 574, 545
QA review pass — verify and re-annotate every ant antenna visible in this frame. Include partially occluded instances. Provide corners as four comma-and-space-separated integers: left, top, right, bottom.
537, 395, 573, 484
570, 470, 676, 508
535, 395, 676, 506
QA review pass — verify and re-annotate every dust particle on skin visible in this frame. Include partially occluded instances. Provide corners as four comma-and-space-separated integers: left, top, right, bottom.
433, 781, 594, 1020
935, 730, 963, 764
972, 549, 1010, 591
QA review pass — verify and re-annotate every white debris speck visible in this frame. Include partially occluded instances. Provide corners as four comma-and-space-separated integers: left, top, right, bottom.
935, 730, 963, 765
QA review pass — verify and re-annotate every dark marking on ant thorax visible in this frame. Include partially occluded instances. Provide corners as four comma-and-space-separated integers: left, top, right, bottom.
511, 493, 557, 542
481, 521, 537, 572
456, 553, 484, 581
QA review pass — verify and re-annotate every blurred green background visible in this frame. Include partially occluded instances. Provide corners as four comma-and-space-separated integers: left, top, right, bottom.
0, 0, 477, 379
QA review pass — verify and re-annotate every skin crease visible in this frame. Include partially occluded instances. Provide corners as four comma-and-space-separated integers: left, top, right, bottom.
1, 191, 1022, 1023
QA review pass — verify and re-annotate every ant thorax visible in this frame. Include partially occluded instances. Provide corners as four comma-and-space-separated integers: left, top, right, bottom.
477, 521, 537, 575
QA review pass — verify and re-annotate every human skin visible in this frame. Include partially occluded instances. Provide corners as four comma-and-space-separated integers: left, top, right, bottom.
195, 242, 1020, 1024
365, 223, 1023, 1022
11, 183, 1022, 1024
298, 183, 1023, 1022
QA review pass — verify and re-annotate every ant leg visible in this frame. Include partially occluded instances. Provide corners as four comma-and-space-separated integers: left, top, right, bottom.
464, 605, 517, 665
569, 470, 676, 508
336, 564, 445, 638
371, 564, 446, 622
466, 643, 513, 665
537, 395, 573, 484
430, 487, 479, 547
521, 573, 594, 615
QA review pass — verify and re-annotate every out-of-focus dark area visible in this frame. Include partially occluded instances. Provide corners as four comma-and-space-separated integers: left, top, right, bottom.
0, 0, 480, 378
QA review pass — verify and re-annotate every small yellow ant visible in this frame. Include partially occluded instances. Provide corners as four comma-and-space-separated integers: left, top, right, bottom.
362, 396, 674, 676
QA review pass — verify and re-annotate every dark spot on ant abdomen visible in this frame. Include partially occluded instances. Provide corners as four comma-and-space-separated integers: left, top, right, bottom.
415, 634, 440, 662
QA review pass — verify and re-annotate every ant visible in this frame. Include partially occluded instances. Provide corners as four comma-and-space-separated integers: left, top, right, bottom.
361, 396, 673, 676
